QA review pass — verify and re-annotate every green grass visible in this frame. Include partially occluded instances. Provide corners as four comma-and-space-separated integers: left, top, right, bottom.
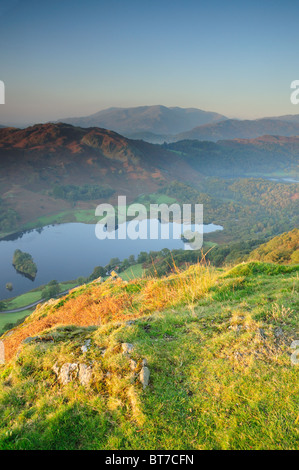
0, 309, 34, 332
119, 264, 145, 281
0, 262, 298, 450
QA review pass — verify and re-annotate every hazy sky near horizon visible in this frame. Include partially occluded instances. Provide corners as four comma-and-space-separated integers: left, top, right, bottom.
0, 0, 299, 125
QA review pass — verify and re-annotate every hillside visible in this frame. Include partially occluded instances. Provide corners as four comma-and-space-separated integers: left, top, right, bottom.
249, 228, 299, 264
175, 119, 299, 142
0, 260, 298, 449
263, 114, 299, 124
57, 105, 227, 137
0, 123, 197, 233
0, 124, 298, 239
166, 135, 299, 176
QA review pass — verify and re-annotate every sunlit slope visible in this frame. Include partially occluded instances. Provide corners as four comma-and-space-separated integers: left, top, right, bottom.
0, 261, 298, 450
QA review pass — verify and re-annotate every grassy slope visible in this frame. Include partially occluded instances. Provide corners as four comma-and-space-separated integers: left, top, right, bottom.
0, 261, 298, 450
119, 264, 145, 281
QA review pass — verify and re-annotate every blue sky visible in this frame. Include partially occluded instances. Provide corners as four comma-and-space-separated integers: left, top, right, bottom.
0, 0, 299, 125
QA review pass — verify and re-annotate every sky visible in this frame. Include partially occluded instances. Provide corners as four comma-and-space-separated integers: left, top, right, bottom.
0, 0, 299, 125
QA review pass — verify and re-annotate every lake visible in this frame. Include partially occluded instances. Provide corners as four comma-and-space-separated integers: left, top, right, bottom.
0, 220, 223, 300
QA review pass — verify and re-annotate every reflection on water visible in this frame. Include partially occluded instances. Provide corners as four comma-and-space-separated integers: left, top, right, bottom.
0, 220, 223, 300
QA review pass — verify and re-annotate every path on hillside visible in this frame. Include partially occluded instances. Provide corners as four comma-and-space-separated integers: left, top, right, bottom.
0, 287, 77, 315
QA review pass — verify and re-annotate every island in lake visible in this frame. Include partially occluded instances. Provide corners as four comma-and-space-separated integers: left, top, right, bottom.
12, 249, 37, 281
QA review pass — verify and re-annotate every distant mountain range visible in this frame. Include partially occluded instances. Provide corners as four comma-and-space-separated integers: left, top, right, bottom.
57, 105, 227, 138
175, 118, 299, 142
55, 105, 299, 143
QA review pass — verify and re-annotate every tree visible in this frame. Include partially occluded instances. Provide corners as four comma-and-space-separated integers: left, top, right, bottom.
88, 266, 106, 281
42, 280, 60, 300
128, 254, 135, 265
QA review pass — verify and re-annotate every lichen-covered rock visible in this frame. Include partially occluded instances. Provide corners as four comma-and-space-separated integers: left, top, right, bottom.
59, 363, 79, 385
52, 362, 94, 386
52, 363, 78, 385
78, 364, 93, 386
274, 327, 283, 338
81, 339, 91, 353
129, 359, 137, 371
139, 366, 150, 389
122, 343, 134, 354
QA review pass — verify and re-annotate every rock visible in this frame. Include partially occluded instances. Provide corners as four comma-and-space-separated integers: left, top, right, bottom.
0, 341, 5, 365
52, 362, 60, 376
81, 339, 91, 353
129, 359, 137, 371
121, 343, 134, 354
142, 358, 148, 367
55, 363, 79, 385
53, 362, 94, 386
78, 364, 93, 386
274, 327, 283, 338
139, 366, 150, 389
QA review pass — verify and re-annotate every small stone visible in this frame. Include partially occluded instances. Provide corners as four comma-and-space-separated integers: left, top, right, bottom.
81, 339, 91, 353
139, 366, 150, 389
52, 362, 60, 376
58, 363, 78, 385
121, 343, 134, 354
129, 359, 137, 371
142, 358, 148, 367
78, 364, 93, 386
274, 327, 283, 338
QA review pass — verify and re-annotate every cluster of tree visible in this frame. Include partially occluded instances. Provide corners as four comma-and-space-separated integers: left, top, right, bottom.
52, 183, 115, 201
157, 178, 299, 244
87, 255, 137, 282
41, 280, 60, 300
12, 249, 37, 280
165, 139, 299, 176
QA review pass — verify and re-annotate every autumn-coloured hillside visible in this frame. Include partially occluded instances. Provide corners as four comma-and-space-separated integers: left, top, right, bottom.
249, 228, 299, 264
0, 260, 298, 449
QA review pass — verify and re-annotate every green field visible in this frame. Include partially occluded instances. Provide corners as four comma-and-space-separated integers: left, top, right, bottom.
119, 264, 145, 281
0, 308, 34, 332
